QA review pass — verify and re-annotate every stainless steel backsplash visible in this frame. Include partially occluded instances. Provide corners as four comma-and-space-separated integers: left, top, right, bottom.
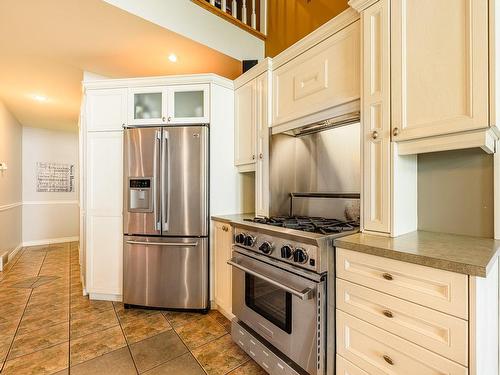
269, 123, 361, 219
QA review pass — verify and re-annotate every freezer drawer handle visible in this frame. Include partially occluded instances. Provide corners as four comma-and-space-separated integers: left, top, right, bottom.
126, 241, 199, 247
227, 258, 313, 301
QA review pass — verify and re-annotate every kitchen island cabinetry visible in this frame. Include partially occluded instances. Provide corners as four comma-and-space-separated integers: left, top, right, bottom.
213, 219, 233, 317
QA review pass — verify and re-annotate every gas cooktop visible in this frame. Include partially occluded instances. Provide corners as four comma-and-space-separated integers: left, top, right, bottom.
244, 216, 359, 235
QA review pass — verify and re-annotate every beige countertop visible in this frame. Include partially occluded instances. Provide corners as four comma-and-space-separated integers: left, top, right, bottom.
335, 231, 500, 277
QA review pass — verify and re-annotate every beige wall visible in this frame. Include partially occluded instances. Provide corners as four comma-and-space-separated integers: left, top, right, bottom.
0, 100, 22, 256
22, 126, 79, 244
418, 149, 494, 238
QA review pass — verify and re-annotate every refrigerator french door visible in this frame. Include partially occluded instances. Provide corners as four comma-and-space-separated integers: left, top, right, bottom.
123, 125, 209, 310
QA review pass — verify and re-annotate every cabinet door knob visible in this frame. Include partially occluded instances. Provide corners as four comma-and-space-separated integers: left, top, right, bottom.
259, 153, 263, 159
252, 155, 256, 160
162, 116, 166, 122
383, 355, 394, 365
392, 127, 400, 137
382, 310, 394, 318
168, 116, 172, 122
371, 130, 379, 140
382, 273, 393, 281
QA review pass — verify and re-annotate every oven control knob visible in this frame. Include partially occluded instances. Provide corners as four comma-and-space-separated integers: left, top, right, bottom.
280, 245, 294, 259
293, 248, 308, 264
244, 235, 256, 247
235, 233, 246, 244
259, 241, 273, 254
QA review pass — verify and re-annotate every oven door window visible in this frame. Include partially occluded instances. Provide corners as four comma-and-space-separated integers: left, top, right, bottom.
245, 273, 292, 334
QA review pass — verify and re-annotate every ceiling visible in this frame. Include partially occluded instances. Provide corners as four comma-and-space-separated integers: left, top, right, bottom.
0, 0, 242, 131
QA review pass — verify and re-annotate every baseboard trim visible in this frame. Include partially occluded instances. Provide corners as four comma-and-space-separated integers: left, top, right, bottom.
89, 293, 122, 302
0, 202, 22, 212
22, 236, 79, 247
0, 243, 22, 271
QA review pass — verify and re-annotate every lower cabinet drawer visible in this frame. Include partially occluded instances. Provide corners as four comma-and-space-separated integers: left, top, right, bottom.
336, 279, 468, 366
337, 355, 369, 375
336, 248, 468, 319
337, 311, 467, 375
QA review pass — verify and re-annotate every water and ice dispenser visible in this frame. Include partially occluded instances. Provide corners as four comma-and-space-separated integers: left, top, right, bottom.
128, 178, 153, 213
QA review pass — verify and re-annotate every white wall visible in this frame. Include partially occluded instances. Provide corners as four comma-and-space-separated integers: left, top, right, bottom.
22, 126, 79, 244
102, 0, 265, 60
0, 100, 22, 257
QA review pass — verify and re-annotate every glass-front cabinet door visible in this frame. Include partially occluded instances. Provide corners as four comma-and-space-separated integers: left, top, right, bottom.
167, 84, 209, 124
128, 87, 167, 125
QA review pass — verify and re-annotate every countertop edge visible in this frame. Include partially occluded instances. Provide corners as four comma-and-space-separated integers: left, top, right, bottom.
334, 239, 488, 277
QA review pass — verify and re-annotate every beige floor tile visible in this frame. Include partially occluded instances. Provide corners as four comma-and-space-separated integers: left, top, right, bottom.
175, 315, 227, 350
192, 334, 249, 375
8, 321, 69, 359
115, 304, 162, 324
163, 311, 205, 328
121, 313, 172, 344
130, 330, 188, 373
143, 352, 205, 375
70, 347, 137, 375
70, 308, 119, 339
70, 325, 126, 366
208, 310, 232, 333
2, 342, 68, 375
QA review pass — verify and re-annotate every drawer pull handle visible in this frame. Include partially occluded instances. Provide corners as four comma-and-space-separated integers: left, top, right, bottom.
383, 355, 394, 365
382, 310, 394, 318
382, 273, 393, 281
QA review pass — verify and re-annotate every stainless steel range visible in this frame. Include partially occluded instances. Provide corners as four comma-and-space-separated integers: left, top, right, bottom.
228, 201, 359, 375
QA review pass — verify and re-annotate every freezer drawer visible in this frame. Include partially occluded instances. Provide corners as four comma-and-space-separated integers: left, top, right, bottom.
123, 236, 208, 309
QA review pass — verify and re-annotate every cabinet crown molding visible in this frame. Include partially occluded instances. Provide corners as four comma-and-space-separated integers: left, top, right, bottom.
348, 0, 380, 12
234, 57, 272, 89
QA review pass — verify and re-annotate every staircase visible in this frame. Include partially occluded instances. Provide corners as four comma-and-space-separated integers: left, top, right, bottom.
191, 0, 267, 39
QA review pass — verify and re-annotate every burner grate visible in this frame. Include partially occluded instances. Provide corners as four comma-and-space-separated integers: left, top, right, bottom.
244, 216, 359, 234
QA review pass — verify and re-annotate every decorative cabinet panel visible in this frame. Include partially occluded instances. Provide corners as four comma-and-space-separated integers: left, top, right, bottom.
391, 0, 489, 141
272, 20, 360, 127
234, 80, 256, 168
213, 221, 233, 315
361, 0, 391, 234
167, 84, 210, 124
254, 73, 270, 217
86, 88, 127, 131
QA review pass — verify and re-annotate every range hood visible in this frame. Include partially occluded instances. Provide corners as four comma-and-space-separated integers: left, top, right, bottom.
271, 100, 361, 137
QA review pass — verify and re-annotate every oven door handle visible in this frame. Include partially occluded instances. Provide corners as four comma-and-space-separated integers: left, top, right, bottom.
227, 258, 314, 301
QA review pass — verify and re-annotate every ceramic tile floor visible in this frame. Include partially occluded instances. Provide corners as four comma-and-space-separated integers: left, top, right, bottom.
0, 243, 266, 375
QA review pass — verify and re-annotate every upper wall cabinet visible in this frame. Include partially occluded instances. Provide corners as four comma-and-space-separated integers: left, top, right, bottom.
86, 88, 127, 131
128, 84, 209, 125
128, 87, 167, 125
234, 79, 257, 169
167, 84, 210, 124
272, 18, 360, 129
391, 0, 489, 142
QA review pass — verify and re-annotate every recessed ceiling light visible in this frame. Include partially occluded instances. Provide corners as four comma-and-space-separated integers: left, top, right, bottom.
168, 54, 178, 63
32, 94, 47, 102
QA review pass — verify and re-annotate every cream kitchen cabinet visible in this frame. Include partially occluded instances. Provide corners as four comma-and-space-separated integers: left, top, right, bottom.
86, 88, 127, 131
271, 14, 360, 130
234, 80, 256, 169
336, 247, 500, 375
391, 0, 489, 142
85, 131, 123, 299
213, 220, 233, 316
128, 84, 209, 126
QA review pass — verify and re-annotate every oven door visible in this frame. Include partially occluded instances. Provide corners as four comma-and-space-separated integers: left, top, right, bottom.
229, 250, 325, 375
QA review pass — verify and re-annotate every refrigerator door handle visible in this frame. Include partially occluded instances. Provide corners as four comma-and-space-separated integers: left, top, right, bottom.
161, 130, 170, 232
126, 240, 199, 247
154, 130, 161, 231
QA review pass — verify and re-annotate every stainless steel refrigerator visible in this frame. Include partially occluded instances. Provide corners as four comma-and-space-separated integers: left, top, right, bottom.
123, 125, 209, 311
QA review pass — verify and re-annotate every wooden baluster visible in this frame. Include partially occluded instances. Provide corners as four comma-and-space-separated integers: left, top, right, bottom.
260, 0, 267, 34
210, 0, 215, 6
221, 0, 227, 12
232, 0, 237, 17
251, 0, 256, 29
242, 0, 247, 24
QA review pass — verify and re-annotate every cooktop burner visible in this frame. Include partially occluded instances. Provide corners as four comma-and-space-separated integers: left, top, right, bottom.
244, 216, 359, 235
